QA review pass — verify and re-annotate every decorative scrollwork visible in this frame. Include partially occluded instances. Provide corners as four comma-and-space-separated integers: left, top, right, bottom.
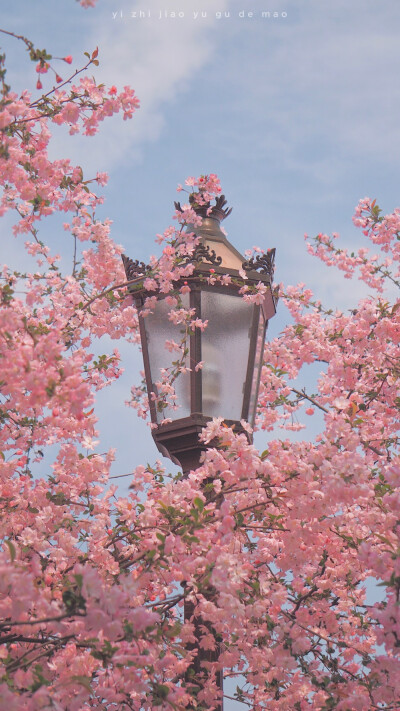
181, 244, 222, 267
212, 194, 233, 219
174, 200, 183, 213
175, 194, 233, 221
121, 254, 151, 281
241, 248, 276, 280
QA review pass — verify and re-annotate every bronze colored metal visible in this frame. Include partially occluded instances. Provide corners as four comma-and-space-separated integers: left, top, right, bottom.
190, 289, 202, 415
174, 193, 232, 221
121, 254, 151, 280
180, 243, 223, 267
241, 304, 265, 420
122, 196, 277, 711
184, 590, 223, 709
181, 448, 223, 711
242, 248, 276, 281
122, 197, 277, 469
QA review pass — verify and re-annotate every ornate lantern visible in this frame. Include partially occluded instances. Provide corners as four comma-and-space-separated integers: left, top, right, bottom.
122, 196, 277, 472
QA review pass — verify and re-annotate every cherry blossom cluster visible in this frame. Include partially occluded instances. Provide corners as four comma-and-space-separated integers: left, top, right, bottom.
177, 173, 222, 207
305, 202, 399, 292
1, 20, 399, 711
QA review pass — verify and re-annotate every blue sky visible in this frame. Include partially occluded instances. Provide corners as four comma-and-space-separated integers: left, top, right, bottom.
1, 0, 400, 475
0, 3, 395, 705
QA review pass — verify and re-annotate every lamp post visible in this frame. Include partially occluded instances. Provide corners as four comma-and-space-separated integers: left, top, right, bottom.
122, 195, 277, 709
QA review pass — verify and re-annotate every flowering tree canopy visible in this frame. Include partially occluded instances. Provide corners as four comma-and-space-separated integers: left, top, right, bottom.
0, 20, 399, 711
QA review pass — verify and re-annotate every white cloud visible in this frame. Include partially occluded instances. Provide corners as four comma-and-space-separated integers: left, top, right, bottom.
48, 0, 231, 172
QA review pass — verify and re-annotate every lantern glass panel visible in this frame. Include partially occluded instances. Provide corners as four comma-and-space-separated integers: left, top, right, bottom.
201, 290, 254, 421
143, 295, 191, 423
248, 307, 266, 425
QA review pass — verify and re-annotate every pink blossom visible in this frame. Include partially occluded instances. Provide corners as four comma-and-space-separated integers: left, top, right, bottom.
1, 25, 400, 707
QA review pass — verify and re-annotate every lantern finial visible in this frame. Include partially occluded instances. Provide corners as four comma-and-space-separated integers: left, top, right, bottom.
174, 194, 233, 222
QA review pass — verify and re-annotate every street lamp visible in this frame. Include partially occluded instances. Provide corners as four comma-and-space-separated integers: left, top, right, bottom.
122, 195, 276, 709
122, 195, 277, 473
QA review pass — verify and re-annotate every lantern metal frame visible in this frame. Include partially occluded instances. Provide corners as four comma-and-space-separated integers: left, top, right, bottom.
122, 198, 277, 472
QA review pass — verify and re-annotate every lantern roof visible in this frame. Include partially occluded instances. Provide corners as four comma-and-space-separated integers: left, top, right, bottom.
180, 195, 245, 271
122, 194, 276, 293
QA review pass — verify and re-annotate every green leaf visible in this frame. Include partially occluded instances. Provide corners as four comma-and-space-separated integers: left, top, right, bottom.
68, 675, 92, 692
193, 497, 204, 512
74, 573, 83, 589
375, 534, 395, 548
235, 512, 244, 528
153, 683, 170, 703
5, 539, 16, 562
46, 491, 68, 506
